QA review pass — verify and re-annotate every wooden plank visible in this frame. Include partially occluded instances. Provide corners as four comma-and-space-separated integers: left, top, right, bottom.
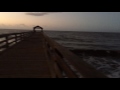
54, 52, 78, 78
54, 62, 63, 78
43, 39, 56, 78
0, 45, 7, 49
45, 37, 78, 78
46, 44, 63, 78
0, 31, 32, 38
0, 40, 6, 44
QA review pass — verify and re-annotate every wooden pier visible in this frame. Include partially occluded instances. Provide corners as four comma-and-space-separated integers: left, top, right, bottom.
0, 31, 108, 78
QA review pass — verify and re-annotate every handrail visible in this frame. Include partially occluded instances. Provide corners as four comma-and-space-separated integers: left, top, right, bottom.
0, 31, 33, 52
42, 32, 108, 78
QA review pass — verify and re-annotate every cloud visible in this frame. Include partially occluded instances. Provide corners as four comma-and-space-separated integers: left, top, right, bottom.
19, 24, 26, 27
0, 24, 5, 26
26, 12, 60, 16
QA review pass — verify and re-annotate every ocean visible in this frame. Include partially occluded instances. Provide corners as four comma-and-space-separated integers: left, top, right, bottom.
44, 31, 120, 50
0, 29, 120, 78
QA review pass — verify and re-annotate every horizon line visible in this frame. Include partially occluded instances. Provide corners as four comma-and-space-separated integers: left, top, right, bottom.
0, 28, 120, 33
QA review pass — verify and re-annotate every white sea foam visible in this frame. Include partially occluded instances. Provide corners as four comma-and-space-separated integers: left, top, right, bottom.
83, 56, 120, 78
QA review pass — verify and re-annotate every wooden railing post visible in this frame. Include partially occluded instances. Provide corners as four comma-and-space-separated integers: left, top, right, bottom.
15, 34, 17, 43
23, 33, 25, 38
5, 36, 9, 48
21, 33, 23, 40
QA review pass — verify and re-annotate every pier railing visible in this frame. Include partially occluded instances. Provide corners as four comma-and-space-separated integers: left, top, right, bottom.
43, 32, 108, 78
0, 31, 33, 52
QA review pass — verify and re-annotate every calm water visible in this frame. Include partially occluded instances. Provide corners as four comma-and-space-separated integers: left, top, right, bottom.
44, 31, 120, 51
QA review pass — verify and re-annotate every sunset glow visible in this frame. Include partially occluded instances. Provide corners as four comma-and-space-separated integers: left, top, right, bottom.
0, 12, 120, 32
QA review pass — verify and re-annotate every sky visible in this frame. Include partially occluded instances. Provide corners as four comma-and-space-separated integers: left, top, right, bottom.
0, 12, 120, 32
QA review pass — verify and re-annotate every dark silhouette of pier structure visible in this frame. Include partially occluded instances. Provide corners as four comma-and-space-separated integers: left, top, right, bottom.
33, 26, 43, 33
0, 26, 108, 78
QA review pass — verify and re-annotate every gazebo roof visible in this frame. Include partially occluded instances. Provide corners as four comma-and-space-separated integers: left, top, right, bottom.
33, 26, 43, 30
